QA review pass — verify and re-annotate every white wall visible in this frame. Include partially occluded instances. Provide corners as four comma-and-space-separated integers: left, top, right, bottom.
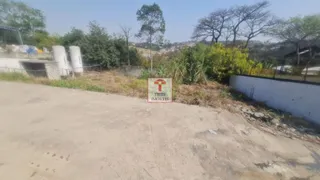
0, 58, 61, 80
69, 46, 83, 74
0, 58, 26, 73
230, 75, 320, 124
52, 46, 70, 76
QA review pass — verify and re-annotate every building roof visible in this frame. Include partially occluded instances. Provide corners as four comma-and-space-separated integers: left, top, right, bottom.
284, 45, 320, 58
272, 65, 293, 71
302, 66, 320, 72
0, 25, 19, 31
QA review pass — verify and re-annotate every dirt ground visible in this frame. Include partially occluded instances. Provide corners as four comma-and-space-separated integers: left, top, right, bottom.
0, 82, 319, 180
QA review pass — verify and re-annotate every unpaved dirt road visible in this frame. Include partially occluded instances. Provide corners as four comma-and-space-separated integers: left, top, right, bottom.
0, 82, 319, 180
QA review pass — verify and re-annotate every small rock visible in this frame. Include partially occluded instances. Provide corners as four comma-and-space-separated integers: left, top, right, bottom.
289, 128, 296, 132
208, 129, 217, 135
248, 117, 256, 121
263, 115, 273, 122
241, 130, 249, 135
241, 108, 254, 115
271, 118, 280, 126
306, 134, 316, 140
298, 127, 315, 134
280, 124, 288, 128
235, 105, 242, 111
254, 112, 265, 118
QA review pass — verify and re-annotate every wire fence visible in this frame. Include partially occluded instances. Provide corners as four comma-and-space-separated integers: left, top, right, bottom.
243, 61, 320, 84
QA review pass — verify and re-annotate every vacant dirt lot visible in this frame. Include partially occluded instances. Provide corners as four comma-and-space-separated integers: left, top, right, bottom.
0, 82, 319, 180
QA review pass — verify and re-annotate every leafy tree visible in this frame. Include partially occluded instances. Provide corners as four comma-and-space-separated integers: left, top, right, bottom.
79, 21, 120, 68
269, 14, 320, 65
128, 47, 143, 66
29, 30, 60, 49
0, 0, 45, 37
114, 35, 142, 66
136, 3, 165, 71
113, 37, 127, 65
61, 28, 85, 47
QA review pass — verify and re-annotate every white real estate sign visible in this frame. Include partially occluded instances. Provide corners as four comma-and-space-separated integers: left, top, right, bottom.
148, 78, 172, 103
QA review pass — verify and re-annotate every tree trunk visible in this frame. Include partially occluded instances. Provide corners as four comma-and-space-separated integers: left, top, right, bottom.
149, 36, 153, 72
225, 36, 229, 45
210, 36, 215, 45
304, 61, 310, 81
244, 37, 250, 49
210, 34, 216, 45
296, 43, 300, 65
214, 37, 219, 44
303, 46, 312, 81
150, 47, 153, 72
232, 31, 237, 46
126, 38, 130, 66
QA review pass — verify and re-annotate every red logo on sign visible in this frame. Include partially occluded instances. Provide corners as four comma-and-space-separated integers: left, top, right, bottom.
154, 79, 166, 92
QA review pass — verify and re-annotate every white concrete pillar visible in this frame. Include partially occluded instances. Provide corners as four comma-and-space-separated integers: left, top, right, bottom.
69, 46, 83, 74
52, 46, 69, 76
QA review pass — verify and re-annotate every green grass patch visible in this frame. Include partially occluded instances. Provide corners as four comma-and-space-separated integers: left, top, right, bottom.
47, 79, 105, 92
0, 72, 32, 82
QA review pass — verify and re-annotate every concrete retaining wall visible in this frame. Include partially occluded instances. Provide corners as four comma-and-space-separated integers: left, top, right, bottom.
230, 75, 320, 124
0, 58, 26, 73
0, 58, 60, 79
44, 62, 60, 80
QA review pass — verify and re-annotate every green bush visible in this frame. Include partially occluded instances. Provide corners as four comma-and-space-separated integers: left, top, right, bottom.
79, 22, 120, 69
62, 22, 144, 69
139, 69, 151, 79
159, 43, 261, 84
206, 43, 260, 82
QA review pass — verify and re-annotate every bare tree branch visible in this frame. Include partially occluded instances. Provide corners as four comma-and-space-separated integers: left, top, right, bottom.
242, 13, 278, 48
229, 0, 270, 45
192, 9, 231, 44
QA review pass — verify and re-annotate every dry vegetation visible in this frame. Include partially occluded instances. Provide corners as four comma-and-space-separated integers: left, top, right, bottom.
0, 71, 299, 117
0, 71, 245, 110
134, 47, 159, 57
81, 71, 246, 109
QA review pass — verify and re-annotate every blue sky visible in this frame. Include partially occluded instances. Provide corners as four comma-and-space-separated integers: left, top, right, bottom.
23, 0, 320, 42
